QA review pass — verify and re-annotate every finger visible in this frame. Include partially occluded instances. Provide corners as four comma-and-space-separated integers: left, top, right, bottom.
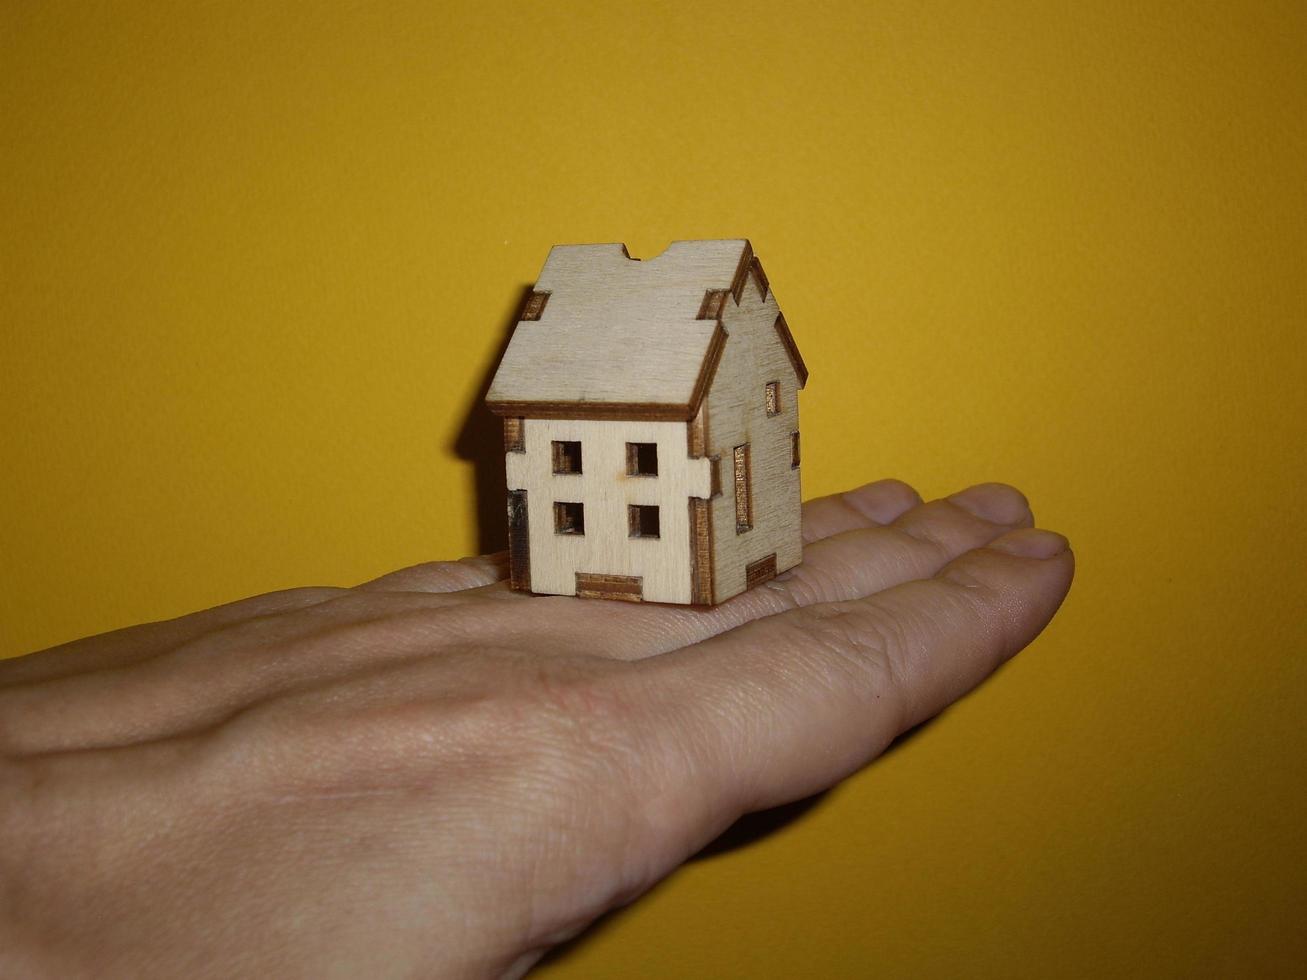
356, 552, 509, 593
375, 482, 920, 596
636, 527, 1073, 825
526, 483, 1034, 660
0, 588, 523, 755
0, 586, 346, 688
450, 479, 927, 605
801, 479, 923, 543
0, 553, 510, 688
49, 485, 1027, 752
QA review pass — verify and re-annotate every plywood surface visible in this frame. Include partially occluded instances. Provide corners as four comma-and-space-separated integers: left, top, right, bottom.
702, 277, 804, 602
505, 418, 712, 604
486, 240, 749, 412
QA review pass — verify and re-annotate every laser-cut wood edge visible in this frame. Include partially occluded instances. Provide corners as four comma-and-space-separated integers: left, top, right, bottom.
685, 320, 727, 422
552, 439, 584, 475
520, 290, 551, 321
553, 500, 585, 536
745, 553, 777, 590
704, 251, 769, 317
689, 497, 714, 605
627, 503, 662, 538
749, 255, 770, 301
687, 402, 708, 458
624, 441, 660, 477
487, 400, 690, 421
507, 489, 531, 591
733, 443, 753, 533
773, 313, 809, 389
575, 572, 643, 602
697, 289, 729, 320
729, 241, 755, 303
504, 417, 525, 453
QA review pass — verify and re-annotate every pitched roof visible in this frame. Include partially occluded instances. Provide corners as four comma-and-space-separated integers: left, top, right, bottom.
486, 239, 801, 421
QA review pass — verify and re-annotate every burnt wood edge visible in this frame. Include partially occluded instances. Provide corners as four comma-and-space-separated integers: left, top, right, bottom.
686, 398, 709, 459
689, 496, 715, 605
686, 322, 727, 421
519, 290, 551, 321
486, 323, 727, 423
729, 240, 755, 303
749, 255, 770, 301
507, 489, 531, 592
745, 552, 777, 590
487, 401, 693, 422
687, 404, 706, 458
697, 289, 729, 320
576, 572, 643, 602
773, 312, 809, 388
503, 417, 525, 453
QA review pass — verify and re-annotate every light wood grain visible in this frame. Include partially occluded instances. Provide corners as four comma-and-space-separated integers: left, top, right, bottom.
486, 240, 749, 415
505, 418, 713, 604
700, 268, 804, 603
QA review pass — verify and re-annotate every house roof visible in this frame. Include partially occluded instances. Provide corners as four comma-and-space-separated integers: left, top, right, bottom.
485, 239, 805, 421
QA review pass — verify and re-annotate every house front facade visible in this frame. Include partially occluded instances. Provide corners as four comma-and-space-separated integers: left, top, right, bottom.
502, 417, 712, 603
487, 239, 807, 605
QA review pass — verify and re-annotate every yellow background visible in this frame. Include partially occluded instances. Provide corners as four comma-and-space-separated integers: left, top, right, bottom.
3, 1, 1304, 975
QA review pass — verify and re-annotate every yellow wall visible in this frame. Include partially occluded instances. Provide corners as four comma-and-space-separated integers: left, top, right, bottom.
3, 2, 1303, 974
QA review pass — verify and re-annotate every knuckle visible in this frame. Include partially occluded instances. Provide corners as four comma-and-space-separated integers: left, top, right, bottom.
881, 478, 924, 504
885, 509, 955, 560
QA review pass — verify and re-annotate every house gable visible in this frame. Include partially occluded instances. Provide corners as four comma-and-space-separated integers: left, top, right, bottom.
698, 265, 805, 603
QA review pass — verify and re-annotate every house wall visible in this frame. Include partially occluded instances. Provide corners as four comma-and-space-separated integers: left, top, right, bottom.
705, 282, 803, 602
505, 418, 713, 604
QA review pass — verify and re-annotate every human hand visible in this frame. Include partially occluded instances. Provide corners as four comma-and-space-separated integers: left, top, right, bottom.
0, 480, 1072, 978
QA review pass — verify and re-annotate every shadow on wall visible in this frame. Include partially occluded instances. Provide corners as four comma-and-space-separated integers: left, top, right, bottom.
451, 284, 534, 555
536, 719, 940, 972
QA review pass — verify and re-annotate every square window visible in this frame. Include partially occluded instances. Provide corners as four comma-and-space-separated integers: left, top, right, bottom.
765, 381, 781, 416
626, 442, 658, 477
552, 440, 582, 474
554, 501, 585, 535
628, 504, 661, 538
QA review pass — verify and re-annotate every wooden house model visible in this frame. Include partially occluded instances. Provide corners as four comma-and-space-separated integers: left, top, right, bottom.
485, 239, 808, 605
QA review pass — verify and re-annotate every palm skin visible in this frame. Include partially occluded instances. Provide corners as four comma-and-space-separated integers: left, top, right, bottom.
0, 479, 1072, 978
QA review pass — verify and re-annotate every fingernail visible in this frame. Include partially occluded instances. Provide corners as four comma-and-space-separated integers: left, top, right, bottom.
988, 528, 1069, 559
948, 483, 1030, 525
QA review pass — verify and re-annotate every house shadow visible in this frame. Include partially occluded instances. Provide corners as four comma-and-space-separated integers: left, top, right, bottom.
451, 284, 535, 555
532, 793, 830, 973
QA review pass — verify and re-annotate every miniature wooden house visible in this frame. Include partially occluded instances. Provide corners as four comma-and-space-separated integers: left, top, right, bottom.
485, 239, 808, 605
